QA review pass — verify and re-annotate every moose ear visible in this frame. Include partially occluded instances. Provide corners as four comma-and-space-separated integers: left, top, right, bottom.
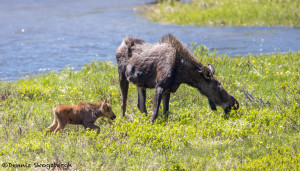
202, 66, 213, 80
107, 97, 111, 103
207, 64, 215, 75
104, 98, 108, 104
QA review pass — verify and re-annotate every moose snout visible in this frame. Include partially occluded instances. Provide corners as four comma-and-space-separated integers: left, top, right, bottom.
233, 99, 239, 110
111, 113, 116, 120
224, 96, 239, 114
229, 96, 239, 111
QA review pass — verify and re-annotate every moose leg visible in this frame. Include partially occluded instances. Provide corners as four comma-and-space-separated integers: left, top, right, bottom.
150, 87, 164, 123
137, 87, 147, 113
84, 123, 100, 134
162, 91, 170, 117
120, 75, 129, 117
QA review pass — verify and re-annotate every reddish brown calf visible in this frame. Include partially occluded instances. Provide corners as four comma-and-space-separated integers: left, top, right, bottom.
47, 98, 116, 134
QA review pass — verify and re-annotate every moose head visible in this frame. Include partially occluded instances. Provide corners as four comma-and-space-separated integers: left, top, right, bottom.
198, 64, 239, 114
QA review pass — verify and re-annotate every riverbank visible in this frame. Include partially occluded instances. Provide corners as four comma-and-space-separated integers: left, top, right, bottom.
0, 50, 299, 170
141, 0, 300, 26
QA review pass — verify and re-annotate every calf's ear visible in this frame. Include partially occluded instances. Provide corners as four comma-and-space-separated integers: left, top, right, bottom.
104, 98, 108, 104
107, 97, 111, 103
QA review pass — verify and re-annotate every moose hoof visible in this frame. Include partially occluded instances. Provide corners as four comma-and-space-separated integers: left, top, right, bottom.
150, 116, 156, 123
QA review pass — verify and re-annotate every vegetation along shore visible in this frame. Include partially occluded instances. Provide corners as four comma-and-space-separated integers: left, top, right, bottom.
0, 47, 299, 169
141, 0, 300, 26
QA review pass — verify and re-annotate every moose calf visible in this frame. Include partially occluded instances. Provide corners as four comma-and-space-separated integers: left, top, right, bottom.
47, 98, 116, 134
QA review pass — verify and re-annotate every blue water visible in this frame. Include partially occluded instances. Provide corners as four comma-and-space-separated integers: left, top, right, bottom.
0, 0, 299, 81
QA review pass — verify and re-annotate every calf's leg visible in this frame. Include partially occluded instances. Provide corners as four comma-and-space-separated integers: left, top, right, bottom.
48, 117, 58, 133
84, 123, 100, 134
54, 117, 68, 133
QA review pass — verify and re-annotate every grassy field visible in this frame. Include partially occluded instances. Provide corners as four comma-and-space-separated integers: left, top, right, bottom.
141, 0, 300, 26
0, 48, 299, 170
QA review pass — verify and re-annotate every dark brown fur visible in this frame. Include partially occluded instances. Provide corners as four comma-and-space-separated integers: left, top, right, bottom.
116, 34, 239, 123
47, 98, 116, 134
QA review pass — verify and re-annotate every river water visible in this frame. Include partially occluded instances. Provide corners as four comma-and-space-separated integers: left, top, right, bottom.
1, 0, 299, 81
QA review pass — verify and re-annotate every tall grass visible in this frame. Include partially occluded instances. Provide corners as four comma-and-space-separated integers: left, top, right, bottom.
141, 0, 300, 26
0, 49, 299, 170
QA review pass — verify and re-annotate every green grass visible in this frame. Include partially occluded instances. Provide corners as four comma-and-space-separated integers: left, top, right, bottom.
141, 0, 300, 26
0, 48, 299, 170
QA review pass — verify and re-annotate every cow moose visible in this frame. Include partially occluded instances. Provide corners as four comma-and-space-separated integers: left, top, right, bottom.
47, 98, 116, 134
116, 34, 239, 123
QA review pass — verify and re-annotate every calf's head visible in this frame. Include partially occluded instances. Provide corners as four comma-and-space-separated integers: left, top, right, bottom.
100, 98, 116, 120
198, 64, 239, 114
